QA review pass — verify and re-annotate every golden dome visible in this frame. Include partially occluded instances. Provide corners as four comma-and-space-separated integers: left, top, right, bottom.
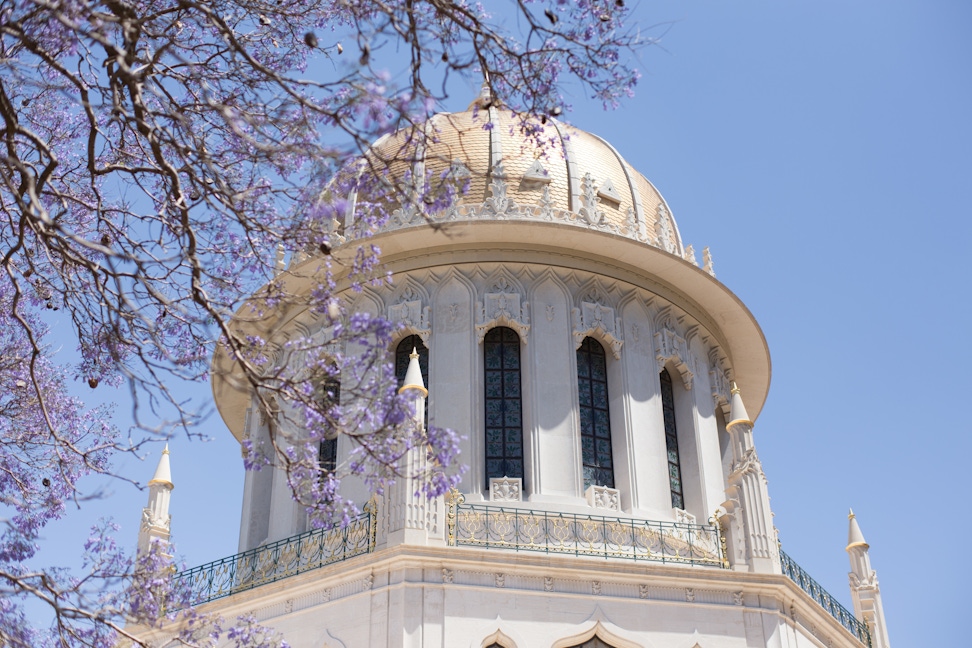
353, 106, 685, 256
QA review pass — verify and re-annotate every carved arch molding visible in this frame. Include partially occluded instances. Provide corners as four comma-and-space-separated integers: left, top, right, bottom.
568, 638, 620, 648
486, 638, 621, 648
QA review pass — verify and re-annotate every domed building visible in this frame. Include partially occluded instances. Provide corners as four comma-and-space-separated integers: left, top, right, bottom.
135, 93, 890, 648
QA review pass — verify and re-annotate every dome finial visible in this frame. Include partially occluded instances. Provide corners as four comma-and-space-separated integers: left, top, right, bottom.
469, 75, 498, 110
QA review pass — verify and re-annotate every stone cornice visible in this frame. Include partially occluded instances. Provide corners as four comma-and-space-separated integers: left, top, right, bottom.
133, 544, 867, 648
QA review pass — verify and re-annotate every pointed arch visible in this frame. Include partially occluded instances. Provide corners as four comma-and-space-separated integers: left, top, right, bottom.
551, 620, 643, 648
350, 286, 383, 317
481, 266, 527, 296
480, 628, 518, 648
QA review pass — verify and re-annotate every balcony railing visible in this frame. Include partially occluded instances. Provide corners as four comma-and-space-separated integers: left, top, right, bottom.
171, 504, 376, 609
779, 548, 871, 647
447, 494, 727, 568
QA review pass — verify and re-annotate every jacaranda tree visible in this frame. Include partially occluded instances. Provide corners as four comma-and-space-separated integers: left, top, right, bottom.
0, 0, 643, 644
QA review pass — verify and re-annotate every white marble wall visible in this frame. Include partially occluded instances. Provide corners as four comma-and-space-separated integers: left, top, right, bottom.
240, 261, 741, 544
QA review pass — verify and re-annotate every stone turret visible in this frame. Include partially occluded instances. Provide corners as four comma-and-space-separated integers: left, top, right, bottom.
137, 445, 174, 555
721, 383, 780, 573
847, 510, 891, 648
386, 348, 440, 546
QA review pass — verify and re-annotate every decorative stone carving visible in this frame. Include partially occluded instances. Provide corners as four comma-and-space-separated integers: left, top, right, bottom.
577, 173, 606, 227
572, 301, 623, 359
585, 484, 621, 512
624, 206, 638, 239
597, 178, 622, 205
483, 162, 514, 218
733, 591, 744, 606
709, 360, 732, 419
684, 244, 697, 266
363, 573, 374, 590
442, 568, 454, 584
387, 286, 431, 344
538, 184, 555, 221
639, 584, 649, 599
674, 508, 697, 525
140, 506, 170, 531
703, 246, 716, 277
685, 588, 695, 603
521, 159, 551, 187
654, 319, 693, 389
495, 573, 505, 588
592, 581, 602, 596
449, 159, 471, 180
489, 476, 523, 502
284, 599, 293, 614
543, 577, 553, 592
655, 203, 677, 253
476, 278, 530, 343
729, 447, 760, 479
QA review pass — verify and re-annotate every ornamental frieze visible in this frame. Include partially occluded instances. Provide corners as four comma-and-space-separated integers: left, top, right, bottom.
572, 300, 623, 359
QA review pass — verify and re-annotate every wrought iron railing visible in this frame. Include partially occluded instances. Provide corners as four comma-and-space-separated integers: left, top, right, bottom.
447, 494, 727, 568
779, 548, 871, 647
171, 504, 376, 608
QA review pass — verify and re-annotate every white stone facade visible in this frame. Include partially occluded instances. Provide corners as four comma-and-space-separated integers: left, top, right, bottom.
237, 261, 737, 550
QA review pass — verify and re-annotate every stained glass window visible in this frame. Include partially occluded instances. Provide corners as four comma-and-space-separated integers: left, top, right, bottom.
484, 327, 524, 488
395, 335, 429, 427
318, 374, 340, 474
577, 337, 613, 489
660, 368, 684, 509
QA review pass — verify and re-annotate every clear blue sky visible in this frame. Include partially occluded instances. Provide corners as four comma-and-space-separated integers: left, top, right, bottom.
39, 1, 969, 645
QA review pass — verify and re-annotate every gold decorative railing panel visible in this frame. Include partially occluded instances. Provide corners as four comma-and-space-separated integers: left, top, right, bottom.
447, 494, 726, 567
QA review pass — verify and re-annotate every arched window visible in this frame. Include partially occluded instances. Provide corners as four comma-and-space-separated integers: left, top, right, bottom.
318, 372, 341, 474
660, 368, 684, 509
577, 337, 613, 489
484, 327, 524, 487
395, 335, 429, 427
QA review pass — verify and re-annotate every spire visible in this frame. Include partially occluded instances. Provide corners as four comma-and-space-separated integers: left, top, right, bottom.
845, 509, 891, 648
148, 443, 173, 489
728, 381, 752, 427
138, 445, 174, 555
398, 348, 428, 397
847, 508, 868, 550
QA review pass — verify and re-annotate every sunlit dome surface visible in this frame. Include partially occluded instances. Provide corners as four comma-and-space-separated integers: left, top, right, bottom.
351, 104, 684, 255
